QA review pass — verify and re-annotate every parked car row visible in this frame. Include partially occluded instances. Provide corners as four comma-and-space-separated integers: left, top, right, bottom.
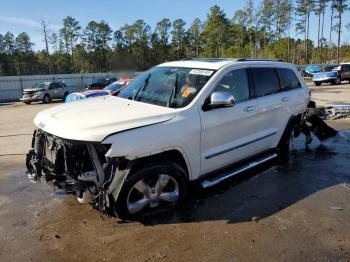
65, 78, 134, 103
312, 63, 350, 86
20, 77, 133, 104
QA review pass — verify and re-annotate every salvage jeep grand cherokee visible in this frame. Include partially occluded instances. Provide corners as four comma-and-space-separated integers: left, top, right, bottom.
26, 58, 310, 219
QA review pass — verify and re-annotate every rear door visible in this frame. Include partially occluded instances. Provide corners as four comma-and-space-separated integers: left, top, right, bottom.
200, 67, 260, 174
54, 83, 65, 98
341, 64, 350, 80
275, 67, 307, 117
250, 67, 289, 151
48, 83, 57, 98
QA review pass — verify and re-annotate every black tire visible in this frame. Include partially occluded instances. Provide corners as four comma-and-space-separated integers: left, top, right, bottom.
278, 119, 297, 156
24, 101, 31, 105
314, 81, 321, 86
332, 77, 341, 85
115, 161, 188, 219
63, 92, 68, 101
42, 94, 50, 103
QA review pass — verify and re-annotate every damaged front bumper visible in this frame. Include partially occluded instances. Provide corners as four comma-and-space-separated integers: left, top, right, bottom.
26, 129, 129, 214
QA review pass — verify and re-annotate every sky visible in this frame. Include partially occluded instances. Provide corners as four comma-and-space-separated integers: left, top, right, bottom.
0, 0, 349, 51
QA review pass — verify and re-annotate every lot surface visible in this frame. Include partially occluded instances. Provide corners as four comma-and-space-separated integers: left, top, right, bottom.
0, 83, 350, 262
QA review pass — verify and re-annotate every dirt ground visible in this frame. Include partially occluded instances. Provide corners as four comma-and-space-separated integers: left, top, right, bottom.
0, 83, 350, 262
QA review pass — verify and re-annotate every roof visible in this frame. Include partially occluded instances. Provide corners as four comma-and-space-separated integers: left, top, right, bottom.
158, 58, 286, 70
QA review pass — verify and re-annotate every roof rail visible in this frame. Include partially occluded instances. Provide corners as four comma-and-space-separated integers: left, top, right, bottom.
236, 58, 284, 62
181, 57, 238, 62
180, 57, 285, 63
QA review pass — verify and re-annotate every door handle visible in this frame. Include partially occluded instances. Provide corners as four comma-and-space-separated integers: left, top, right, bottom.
281, 97, 289, 102
244, 106, 256, 112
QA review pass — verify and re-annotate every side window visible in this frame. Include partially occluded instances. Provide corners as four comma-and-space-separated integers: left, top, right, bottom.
276, 68, 302, 91
343, 65, 350, 72
48, 83, 55, 90
251, 68, 280, 97
212, 68, 250, 103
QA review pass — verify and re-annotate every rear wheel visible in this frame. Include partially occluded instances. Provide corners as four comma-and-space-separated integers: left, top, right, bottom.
332, 77, 341, 85
314, 81, 321, 86
63, 92, 68, 101
24, 101, 31, 105
115, 161, 188, 219
278, 119, 297, 156
42, 94, 50, 103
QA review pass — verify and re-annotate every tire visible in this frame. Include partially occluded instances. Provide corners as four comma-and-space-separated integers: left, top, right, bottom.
314, 81, 321, 86
332, 77, 341, 85
24, 101, 31, 105
278, 120, 297, 156
63, 92, 68, 101
115, 161, 188, 219
42, 94, 50, 103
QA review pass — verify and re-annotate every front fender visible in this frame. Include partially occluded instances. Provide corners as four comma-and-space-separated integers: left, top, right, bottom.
102, 113, 201, 180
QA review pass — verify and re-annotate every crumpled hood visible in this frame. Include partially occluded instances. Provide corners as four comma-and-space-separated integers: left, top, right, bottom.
23, 87, 45, 92
34, 95, 177, 142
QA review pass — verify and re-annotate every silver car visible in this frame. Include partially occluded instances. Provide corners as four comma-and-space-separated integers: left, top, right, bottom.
20, 81, 69, 104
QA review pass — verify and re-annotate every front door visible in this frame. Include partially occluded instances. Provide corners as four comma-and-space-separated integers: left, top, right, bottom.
199, 67, 260, 174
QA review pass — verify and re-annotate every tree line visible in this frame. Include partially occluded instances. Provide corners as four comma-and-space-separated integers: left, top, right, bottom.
0, 0, 349, 76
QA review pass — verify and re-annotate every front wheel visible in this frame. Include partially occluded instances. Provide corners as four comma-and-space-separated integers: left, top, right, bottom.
314, 81, 321, 86
115, 161, 188, 219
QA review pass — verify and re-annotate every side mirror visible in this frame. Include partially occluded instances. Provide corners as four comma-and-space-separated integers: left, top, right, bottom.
203, 91, 235, 111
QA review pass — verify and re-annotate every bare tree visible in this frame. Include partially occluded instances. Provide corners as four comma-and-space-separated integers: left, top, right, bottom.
39, 19, 52, 74
332, 0, 349, 63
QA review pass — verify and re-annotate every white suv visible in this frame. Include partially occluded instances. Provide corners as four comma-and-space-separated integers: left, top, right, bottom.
26, 59, 309, 218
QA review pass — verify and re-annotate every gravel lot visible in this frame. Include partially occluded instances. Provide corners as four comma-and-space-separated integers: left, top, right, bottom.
0, 83, 350, 262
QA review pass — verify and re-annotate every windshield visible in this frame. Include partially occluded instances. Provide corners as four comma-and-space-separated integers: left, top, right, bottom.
32, 83, 45, 89
117, 67, 214, 108
324, 65, 340, 72
105, 82, 124, 91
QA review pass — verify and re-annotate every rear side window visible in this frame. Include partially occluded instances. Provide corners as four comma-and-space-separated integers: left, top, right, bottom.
251, 68, 280, 97
342, 64, 350, 72
277, 68, 301, 91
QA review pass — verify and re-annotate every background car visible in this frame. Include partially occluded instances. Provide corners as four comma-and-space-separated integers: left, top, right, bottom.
65, 78, 133, 103
312, 63, 350, 86
20, 81, 69, 104
85, 77, 117, 90
304, 65, 321, 77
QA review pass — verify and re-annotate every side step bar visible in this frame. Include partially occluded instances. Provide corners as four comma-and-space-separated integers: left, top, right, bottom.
201, 153, 278, 188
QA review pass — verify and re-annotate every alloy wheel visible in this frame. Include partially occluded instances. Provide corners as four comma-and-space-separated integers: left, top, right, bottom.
126, 174, 179, 215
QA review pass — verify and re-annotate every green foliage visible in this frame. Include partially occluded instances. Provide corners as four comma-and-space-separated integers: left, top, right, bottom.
1, 1, 350, 76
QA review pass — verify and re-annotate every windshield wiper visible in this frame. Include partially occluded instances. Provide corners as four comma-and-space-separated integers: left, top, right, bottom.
167, 73, 178, 107
133, 73, 151, 100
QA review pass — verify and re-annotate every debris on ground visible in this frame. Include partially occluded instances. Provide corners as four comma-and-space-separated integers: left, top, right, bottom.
251, 216, 259, 223
292, 101, 350, 151
329, 206, 344, 211
343, 183, 350, 192
53, 234, 61, 239
326, 104, 350, 120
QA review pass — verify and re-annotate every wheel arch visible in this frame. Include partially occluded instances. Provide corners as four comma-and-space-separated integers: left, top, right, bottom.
277, 113, 303, 148
127, 149, 191, 180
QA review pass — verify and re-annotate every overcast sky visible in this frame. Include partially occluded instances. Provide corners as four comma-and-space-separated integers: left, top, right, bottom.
0, 0, 349, 50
